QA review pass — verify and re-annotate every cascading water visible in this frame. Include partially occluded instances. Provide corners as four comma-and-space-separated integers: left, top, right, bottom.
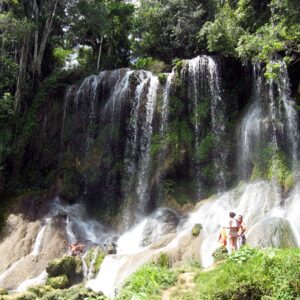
156, 71, 175, 204
2, 55, 300, 298
135, 75, 159, 217
239, 64, 263, 179
206, 57, 227, 190
238, 59, 299, 182
122, 71, 150, 227
184, 56, 227, 196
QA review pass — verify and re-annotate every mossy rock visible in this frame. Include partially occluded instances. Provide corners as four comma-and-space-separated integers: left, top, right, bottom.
29, 285, 54, 297
155, 252, 170, 268
212, 246, 229, 262
40, 285, 106, 300
14, 292, 38, 300
191, 223, 202, 237
83, 247, 106, 278
46, 255, 82, 278
46, 275, 69, 289
0, 287, 8, 295
158, 73, 167, 84
247, 217, 298, 248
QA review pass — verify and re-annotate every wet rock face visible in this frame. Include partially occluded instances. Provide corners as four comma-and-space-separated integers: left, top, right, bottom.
46, 255, 83, 286
247, 217, 298, 248
140, 208, 180, 246
0, 212, 68, 290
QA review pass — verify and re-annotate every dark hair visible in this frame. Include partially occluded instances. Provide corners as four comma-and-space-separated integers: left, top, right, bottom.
229, 212, 236, 218
237, 215, 243, 220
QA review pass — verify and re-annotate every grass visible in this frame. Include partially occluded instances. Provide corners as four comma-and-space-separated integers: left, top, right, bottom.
172, 247, 300, 300
117, 262, 177, 300
117, 247, 300, 300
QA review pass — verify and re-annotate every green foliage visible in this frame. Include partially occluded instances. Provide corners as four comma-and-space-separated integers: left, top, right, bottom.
132, 57, 166, 74
158, 73, 167, 84
68, 0, 134, 70
0, 287, 8, 295
200, 0, 300, 77
156, 252, 171, 268
197, 133, 214, 162
0, 55, 18, 96
14, 292, 37, 300
187, 248, 300, 300
191, 223, 202, 237
94, 252, 106, 275
163, 179, 193, 206
267, 150, 295, 192
0, 92, 15, 121
199, 2, 244, 56
117, 262, 177, 300
46, 255, 82, 279
212, 246, 229, 262
229, 245, 261, 264
28, 285, 54, 298
264, 61, 282, 81
53, 48, 73, 68
172, 59, 184, 75
46, 275, 69, 289
132, 0, 211, 63
251, 145, 295, 192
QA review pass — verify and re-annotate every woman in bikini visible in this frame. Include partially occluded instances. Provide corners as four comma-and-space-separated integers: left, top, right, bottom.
226, 212, 239, 253
237, 215, 246, 249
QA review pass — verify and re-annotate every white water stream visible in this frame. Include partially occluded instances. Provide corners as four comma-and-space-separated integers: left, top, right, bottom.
1, 56, 300, 298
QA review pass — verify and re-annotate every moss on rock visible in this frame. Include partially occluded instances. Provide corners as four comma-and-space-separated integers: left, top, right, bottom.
46, 255, 82, 278
28, 285, 54, 297
46, 275, 69, 289
0, 287, 8, 295
191, 224, 202, 237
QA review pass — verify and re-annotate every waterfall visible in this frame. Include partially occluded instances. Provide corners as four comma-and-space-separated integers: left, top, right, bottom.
156, 71, 175, 204
276, 60, 299, 165
122, 71, 150, 227
186, 57, 203, 197
239, 60, 299, 182
135, 75, 159, 217
206, 56, 227, 190
239, 64, 263, 179
31, 218, 51, 256
184, 56, 227, 195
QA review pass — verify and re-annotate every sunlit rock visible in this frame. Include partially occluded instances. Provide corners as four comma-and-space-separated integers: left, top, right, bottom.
247, 217, 298, 248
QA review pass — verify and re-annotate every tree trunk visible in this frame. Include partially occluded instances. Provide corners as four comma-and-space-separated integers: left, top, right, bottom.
97, 35, 104, 70
15, 31, 31, 112
35, 0, 58, 77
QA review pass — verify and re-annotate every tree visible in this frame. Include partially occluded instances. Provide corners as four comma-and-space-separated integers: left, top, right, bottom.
132, 0, 214, 63
67, 0, 134, 70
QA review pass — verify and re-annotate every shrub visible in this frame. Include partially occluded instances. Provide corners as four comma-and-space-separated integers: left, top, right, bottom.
156, 252, 170, 268
212, 246, 228, 263
46, 275, 69, 289
191, 248, 300, 300
158, 73, 167, 84
192, 224, 202, 237
46, 255, 82, 278
117, 262, 177, 300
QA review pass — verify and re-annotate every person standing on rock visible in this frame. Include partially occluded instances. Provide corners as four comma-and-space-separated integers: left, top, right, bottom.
237, 215, 246, 249
226, 212, 239, 253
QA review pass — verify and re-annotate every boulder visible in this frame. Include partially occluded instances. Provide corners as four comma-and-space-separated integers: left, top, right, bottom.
28, 285, 54, 297
191, 224, 202, 237
150, 233, 176, 249
0, 291, 37, 300
141, 208, 180, 246
0, 287, 8, 295
46, 255, 82, 285
106, 242, 117, 255
247, 217, 298, 248
46, 275, 69, 289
